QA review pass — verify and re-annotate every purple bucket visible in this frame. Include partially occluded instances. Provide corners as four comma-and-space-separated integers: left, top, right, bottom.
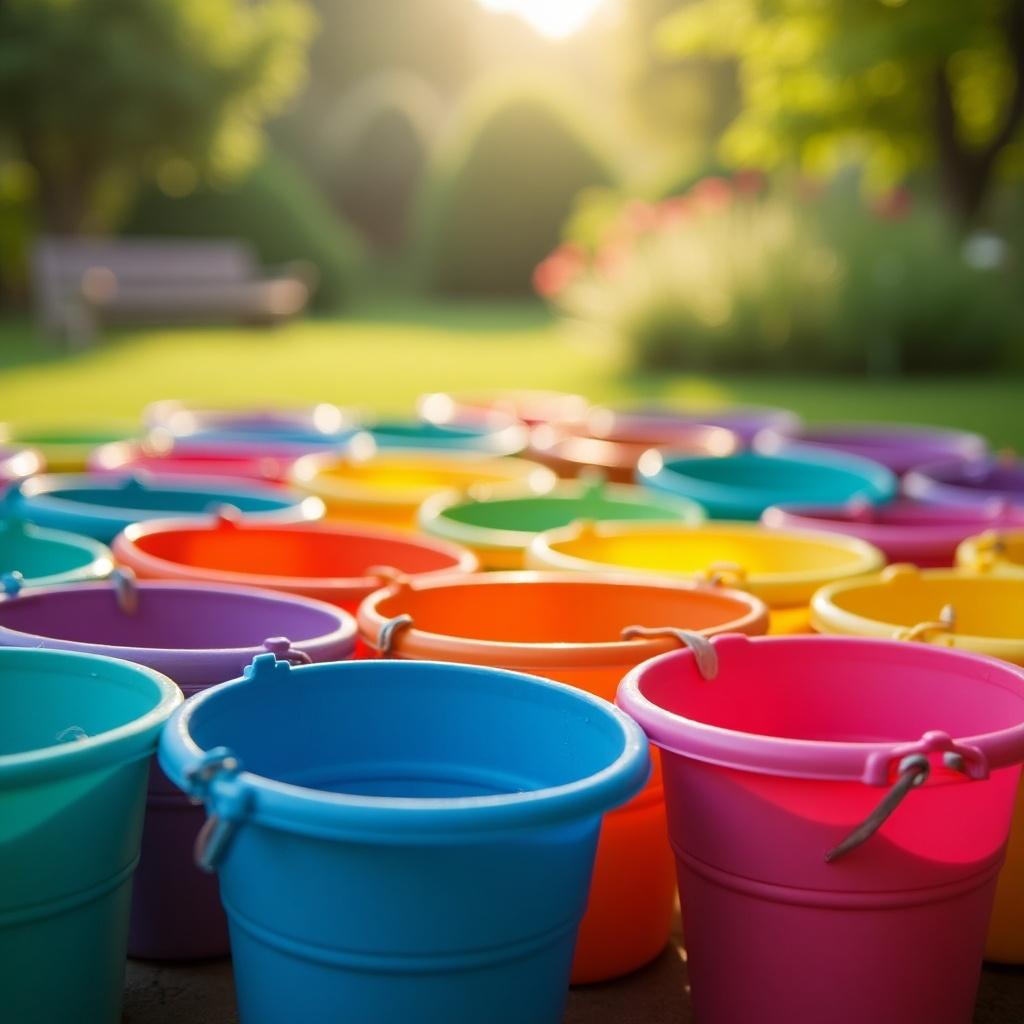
904, 457, 1024, 510
755, 421, 988, 476
621, 404, 800, 445
0, 573, 356, 961
761, 498, 1024, 568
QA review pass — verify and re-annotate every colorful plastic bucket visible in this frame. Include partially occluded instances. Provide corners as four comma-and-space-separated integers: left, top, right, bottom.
291, 450, 556, 531
0, 423, 135, 473
528, 410, 739, 483
811, 565, 1024, 963
905, 456, 1024, 510
618, 634, 1024, 1024
1, 647, 181, 1024
529, 520, 885, 634
159, 656, 648, 1024
357, 571, 769, 983
957, 529, 1024, 578
418, 389, 591, 428
143, 400, 357, 439
0, 517, 113, 588
418, 479, 704, 570
8, 472, 322, 543
614, 403, 801, 445
762, 499, 1024, 568
367, 412, 527, 456
639, 449, 897, 520
0, 576, 356, 962
88, 439, 302, 484
0, 444, 44, 490
755, 420, 988, 476
112, 512, 478, 612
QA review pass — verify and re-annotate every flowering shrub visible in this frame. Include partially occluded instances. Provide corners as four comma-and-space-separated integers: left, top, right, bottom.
535, 174, 1021, 374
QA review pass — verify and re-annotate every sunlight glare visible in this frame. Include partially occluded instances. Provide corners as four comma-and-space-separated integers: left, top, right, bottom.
477, 0, 607, 39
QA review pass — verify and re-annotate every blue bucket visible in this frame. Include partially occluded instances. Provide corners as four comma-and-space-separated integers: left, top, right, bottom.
159, 656, 648, 1024
8, 473, 322, 543
0, 647, 181, 1024
638, 449, 896, 520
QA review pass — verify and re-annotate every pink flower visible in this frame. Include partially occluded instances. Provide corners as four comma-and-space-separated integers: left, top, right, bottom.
533, 243, 587, 298
689, 176, 732, 212
871, 186, 913, 221
732, 168, 765, 197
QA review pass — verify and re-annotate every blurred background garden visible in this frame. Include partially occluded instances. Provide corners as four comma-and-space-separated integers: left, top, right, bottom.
0, 0, 1022, 444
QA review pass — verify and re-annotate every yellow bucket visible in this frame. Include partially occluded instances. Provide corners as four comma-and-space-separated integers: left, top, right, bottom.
290, 449, 557, 531
956, 529, 1024, 579
527, 521, 884, 634
812, 564, 1024, 963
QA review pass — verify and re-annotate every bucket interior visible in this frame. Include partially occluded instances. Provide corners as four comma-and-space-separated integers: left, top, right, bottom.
825, 577, 1024, 638
131, 527, 459, 578
43, 485, 288, 514
190, 662, 627, 798
442, 494, 680, 533
1, 657, 164, 757
0, 587, 343, 649
372, 579, 753, 644
550, 529, 862, 575
373, 421, 486, 443
636, 638, 1024, 744
662, 455, 878, 501
0, 534, 94, 577
316, 460, 517, 496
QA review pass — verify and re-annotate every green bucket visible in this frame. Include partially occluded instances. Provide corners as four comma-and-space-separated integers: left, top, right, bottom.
419, 479, 704, 570
0, 518, 114, 589
0, 648, 181, 1024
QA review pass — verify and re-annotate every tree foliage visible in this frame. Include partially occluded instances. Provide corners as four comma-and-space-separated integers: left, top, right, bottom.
658, 0, 1024, 221
0, 0, 313, 233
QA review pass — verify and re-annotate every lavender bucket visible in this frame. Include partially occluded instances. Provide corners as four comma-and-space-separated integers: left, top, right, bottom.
0, 573, 356, 961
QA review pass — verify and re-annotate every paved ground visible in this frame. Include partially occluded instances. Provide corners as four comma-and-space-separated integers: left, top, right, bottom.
124, 923, 1024, 1023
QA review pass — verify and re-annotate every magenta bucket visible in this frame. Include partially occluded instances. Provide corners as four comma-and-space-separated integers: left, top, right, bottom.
0, 574, 356, 961
761, 499, 1024, 568
618, 634, 1024, 1024
755, 421, 988, 475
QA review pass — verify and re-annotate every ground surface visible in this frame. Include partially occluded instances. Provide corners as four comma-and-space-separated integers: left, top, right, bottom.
1, 300, 1021, 448
123, 924, 1024, 1023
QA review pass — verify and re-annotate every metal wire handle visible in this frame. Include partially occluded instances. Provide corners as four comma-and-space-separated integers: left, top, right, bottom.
825, 755, 931, 863
377, 613, 414, 657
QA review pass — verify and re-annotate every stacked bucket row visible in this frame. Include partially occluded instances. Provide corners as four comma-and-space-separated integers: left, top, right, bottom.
3, 391, 1024, 1024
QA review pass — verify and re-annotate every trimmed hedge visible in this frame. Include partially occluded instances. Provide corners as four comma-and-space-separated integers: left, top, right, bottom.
417, 85, 616, 295
122, 150, 363, 310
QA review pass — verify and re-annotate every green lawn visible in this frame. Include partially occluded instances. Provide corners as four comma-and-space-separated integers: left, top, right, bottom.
1, 299, 1021, 449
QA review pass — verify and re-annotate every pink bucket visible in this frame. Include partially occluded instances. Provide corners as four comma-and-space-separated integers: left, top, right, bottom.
618, 634, 1024, 1024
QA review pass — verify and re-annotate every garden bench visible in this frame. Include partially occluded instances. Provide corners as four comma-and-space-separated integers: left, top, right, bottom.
32, 236, 314, 347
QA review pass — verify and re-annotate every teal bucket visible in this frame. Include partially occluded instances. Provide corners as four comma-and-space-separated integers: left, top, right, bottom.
0, 517, 114, 589
0, 648, 182, 1024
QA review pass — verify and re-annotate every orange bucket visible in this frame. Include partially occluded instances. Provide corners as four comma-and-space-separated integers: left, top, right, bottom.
357, 571, 770, 983
112, 511, 478, 613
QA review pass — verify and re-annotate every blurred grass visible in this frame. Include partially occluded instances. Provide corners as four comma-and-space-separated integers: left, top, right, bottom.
0, 298, 1021, 449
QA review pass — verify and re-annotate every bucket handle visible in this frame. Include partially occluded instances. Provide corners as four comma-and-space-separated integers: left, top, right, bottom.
185, 747, 250, 873
376, 613, 414, 657
621, 625, 719, 680
261, 637, 312, 665
111, 566, 138, 614
963, 530, 1004, 573
698, 561, 747, 589
827, 730, 989, 863
1, 571, 24, 598
365, 565, 411, 588
894, 603, 956, 644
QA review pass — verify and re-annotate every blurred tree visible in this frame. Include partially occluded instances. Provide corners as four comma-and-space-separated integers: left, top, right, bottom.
658, 0, 1024, 222
0, 0, 313, 234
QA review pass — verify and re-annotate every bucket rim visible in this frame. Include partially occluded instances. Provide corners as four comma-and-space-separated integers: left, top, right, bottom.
811, 567, 1024, 658
416, 389, 593, 428
356, 569, 770, 665
617, 633, 1024, 781
11, 472, 323, 526
159, 658, 650, 841
526, 520, 885, 607
290, 451, 557, 509
0, 646, 182, 785
418, 483, 703, 555
904, 457, 1024, 507
0, 580, 357, 683
956, 529, 1024, 577
113, 515, 479, 594
0, 518, 114, 586
754, 419, 988, 460
638, 449, 897, 513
